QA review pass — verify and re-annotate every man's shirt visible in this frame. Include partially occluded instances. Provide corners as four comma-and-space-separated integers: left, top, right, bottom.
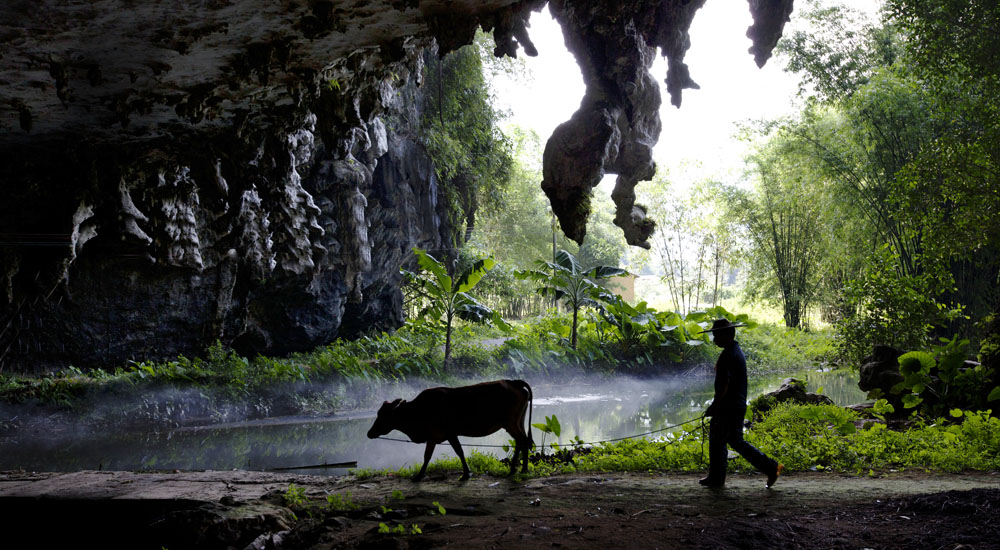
713, 340, 748, 409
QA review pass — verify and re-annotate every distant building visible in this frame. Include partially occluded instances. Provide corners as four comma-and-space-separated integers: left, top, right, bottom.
606, 273, 636, 303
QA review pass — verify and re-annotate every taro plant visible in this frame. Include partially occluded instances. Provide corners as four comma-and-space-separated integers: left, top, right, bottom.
597, 300, 752, 361
516, 249, 626, 349
402, 247, 509, 366
893, 334, 1000, 417
531, 414, 562, 455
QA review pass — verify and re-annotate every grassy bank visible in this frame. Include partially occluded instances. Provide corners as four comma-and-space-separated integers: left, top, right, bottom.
353, 402, 1000, 481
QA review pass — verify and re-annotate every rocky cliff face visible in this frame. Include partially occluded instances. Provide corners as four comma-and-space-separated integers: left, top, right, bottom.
1, 84, 445, 371
0, 42, 454, 370
0, 0, 791, 371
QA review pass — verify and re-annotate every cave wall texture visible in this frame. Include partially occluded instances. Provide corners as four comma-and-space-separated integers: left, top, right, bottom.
0, 0, 792, 371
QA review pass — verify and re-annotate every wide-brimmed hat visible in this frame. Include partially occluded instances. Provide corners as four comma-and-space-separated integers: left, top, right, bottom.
698, 319, 747, 333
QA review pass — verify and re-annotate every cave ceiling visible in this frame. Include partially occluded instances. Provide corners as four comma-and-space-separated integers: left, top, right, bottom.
0, 0, 793, 248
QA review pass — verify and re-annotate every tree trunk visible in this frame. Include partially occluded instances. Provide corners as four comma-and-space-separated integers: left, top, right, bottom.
444, 313, 453, 366
571, 305, 578, 349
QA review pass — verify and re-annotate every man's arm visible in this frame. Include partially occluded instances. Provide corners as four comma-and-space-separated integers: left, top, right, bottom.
707, 357, 730, 416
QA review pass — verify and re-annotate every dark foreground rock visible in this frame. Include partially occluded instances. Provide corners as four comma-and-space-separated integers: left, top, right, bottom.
2, 469, 998, 549
858, 345, 905, 404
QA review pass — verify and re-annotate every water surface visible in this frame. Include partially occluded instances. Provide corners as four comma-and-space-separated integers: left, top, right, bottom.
0, 368, 866, 475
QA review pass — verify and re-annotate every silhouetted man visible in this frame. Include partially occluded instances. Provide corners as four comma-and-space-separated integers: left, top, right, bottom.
700, 319, 783, 488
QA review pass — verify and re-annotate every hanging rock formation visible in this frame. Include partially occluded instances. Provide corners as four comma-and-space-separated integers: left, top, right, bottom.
542, 0, 793, 247
0, 0, 792, 371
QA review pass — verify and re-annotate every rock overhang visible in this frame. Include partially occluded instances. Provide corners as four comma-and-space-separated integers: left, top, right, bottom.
1, 0, 792, 248
0, 0, 794, 370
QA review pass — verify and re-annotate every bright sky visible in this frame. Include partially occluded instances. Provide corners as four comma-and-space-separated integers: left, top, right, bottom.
494, 1, 883, 185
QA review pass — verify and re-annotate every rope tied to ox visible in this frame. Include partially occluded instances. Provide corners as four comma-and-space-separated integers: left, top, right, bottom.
376, 414, 707, 449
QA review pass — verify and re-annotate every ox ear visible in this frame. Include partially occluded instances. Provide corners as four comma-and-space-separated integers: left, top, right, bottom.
380, 398, 402, 412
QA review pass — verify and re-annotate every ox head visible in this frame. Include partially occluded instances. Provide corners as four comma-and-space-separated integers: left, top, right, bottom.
367, 398, 403, 439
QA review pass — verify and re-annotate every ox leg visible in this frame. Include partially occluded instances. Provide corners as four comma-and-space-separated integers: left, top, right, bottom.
413, 442, 435, 482
507, 427, 531, 475
448, 437, 471, 481
521, 437, 531, 474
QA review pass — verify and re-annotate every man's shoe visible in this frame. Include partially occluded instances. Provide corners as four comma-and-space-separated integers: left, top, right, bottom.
766, 463, 784, 488
699, 477, 724, 487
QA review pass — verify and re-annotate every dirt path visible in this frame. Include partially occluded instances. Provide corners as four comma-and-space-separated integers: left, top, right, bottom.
2, 469, 998, 548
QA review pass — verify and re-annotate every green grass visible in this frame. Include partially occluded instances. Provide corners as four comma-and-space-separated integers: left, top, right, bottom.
350, 403, 1000, 480
740, 324, 839, 373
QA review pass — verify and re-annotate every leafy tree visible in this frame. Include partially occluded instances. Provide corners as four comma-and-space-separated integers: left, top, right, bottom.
469, 127, 627, 316
776, 3, 999, 358
784, 70, 940, 278
835, 246, 963, 365
421, 36, 514, 244
724, 130, 832, 329
516, 249, 625, 349
640, 174, 724, 314
884, 0, 1000, 351
469, 127, 575, 270
401, 248, 508, 365
776, 0, 900, 102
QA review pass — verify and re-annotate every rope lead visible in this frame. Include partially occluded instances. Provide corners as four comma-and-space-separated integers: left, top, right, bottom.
377, 414, 707, 449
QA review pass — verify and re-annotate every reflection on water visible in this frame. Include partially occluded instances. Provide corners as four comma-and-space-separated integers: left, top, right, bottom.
0, 368, 868, 475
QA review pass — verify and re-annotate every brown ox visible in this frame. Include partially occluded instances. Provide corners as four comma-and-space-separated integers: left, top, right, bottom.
367, 379, 533, 481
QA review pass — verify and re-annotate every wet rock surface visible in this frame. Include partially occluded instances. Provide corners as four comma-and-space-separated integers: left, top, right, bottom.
750, 377, 834, 417
1, 1, 794, 370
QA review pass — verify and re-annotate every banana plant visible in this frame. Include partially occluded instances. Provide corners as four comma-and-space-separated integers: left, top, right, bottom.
597, 300, 745, 358
402, 247, 509, 366
516, 249, 626, 349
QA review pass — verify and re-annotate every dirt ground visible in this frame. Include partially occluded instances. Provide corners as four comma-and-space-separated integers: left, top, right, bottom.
3, 469, 997, 549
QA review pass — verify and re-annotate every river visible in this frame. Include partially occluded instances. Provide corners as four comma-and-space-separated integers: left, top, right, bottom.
0, 367, 867, 475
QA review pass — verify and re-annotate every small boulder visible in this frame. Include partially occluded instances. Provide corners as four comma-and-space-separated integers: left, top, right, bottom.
858, 345, 904, 396
750, 378, 834, 417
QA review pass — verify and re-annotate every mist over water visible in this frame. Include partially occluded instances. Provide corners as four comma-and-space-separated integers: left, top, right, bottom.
0, 368, 866, 475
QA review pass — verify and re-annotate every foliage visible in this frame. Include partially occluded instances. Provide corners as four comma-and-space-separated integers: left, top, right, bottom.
326, 492, 360, 512
531, 414, 561, 454
516, 249, 625, 349
724, 130, 833, 328
283, 483, 307, 508
402, 247, 509, 365
354, 403, 1000, 480
421, 36, 514, 243
595, 300, 749, 363
748, 402, 1000, 473
776, 0, 900, 102
834, 246, 964, 366
889, 335, 1000, 417
739, 324, 837, 372
640, 175, 735, 314
498, 312, 621, 375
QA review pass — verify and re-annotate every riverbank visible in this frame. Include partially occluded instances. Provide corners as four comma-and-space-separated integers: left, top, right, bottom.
2, 469, 997, 548
0, 319, 836, 431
